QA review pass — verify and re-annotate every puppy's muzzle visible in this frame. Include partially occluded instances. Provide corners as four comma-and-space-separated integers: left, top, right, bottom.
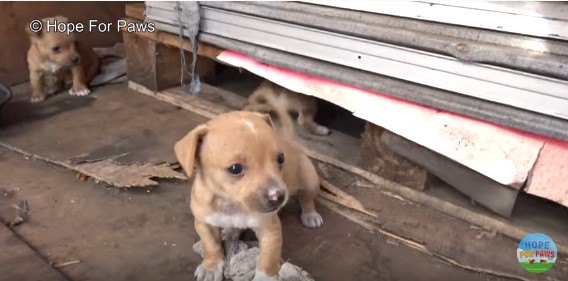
70, 55, 80, 65
263, 186, 287, 212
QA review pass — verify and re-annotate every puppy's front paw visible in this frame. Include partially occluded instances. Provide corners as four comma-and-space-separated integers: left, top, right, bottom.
312, 125, 331, 136
252, 270, 278, 281
301, 212, 323, 228
30, 95, 46, 103
68, 87, 91, 97
194, 262, 223, 281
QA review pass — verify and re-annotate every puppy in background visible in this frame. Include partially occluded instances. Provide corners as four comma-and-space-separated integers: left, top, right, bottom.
175, 111, 323, 281
26, 16, 100, 103
244, 80, 331, 136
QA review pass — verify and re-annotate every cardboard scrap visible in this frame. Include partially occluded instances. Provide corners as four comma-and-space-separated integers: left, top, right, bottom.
75, 158, 186, 188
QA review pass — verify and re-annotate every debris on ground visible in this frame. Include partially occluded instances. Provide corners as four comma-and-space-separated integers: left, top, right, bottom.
53, 260, 81, 268
91, 43, 127, 86
8, 199, 28, 228
315, 162, 377, 216
69, 153, 185, 187
1, 143, 187, 188
475, 230, 497, 240
470, 225, 497, 240
74, 159, 187, 188
319, 178, 376, 218
193, 240, 314, 281
75, 172, 88, 181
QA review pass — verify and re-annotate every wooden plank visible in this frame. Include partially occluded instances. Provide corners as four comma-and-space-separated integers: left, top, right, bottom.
121, 17, 224, 60
360, 122, 428, 191
125, 3, 145, 20
123, 29, 217, 92
154, 42, 192, 91
129, 81, 231, 119
0, 225, 68, 281
124, 3, 225, 60
123, 31, 159, 90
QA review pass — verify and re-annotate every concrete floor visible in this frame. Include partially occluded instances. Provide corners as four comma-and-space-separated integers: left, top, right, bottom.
0, 82, 566, 281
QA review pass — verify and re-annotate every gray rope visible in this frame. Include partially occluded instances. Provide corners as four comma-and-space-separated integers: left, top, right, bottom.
177, 1, 201, 94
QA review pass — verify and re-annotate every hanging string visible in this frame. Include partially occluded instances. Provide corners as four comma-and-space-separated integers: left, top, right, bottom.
176, 1, 201, 94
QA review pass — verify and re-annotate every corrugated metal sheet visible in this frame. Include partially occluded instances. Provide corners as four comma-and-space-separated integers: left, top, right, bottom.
197, 7, 568, 120
146, 3, 568, 121
303, 1, 568, 41
202, 1, 568, 80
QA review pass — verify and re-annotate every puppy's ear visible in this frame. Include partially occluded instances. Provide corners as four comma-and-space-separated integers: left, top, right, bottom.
255, 111, 296, 137
25, 21, 42, 39
253, 112, 275, 128
174, 124, 207, 178
26, 16, 69, 38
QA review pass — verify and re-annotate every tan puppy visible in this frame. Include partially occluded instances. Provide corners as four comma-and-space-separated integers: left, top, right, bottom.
26, 16, 100, 103
244, 80, 331, 136
175, 111, 323, 281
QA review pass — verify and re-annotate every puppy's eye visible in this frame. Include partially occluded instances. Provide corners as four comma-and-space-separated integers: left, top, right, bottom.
227, 164, 244, 176
277, 153, 285, 167
52, 46, 60, 53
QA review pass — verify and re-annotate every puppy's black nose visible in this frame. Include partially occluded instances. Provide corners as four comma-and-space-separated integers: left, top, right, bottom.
70, 56, 79, 64
267, 188, 286, 205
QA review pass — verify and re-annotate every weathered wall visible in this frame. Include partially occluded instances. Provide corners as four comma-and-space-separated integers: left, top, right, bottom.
0, 2, 127, 86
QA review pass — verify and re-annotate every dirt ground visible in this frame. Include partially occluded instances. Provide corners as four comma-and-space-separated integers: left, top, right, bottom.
1, 82, 566, 281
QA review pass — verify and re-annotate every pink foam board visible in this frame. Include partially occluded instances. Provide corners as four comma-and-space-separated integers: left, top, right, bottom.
526, 139, 568, 207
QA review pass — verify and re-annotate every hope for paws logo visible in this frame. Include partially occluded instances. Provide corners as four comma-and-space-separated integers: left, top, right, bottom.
517, 233, 557, 273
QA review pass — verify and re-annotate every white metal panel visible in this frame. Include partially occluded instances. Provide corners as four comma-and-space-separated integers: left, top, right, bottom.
302, 1, 568, 41
196, 8, 568, 119
427, 1, 568, 20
